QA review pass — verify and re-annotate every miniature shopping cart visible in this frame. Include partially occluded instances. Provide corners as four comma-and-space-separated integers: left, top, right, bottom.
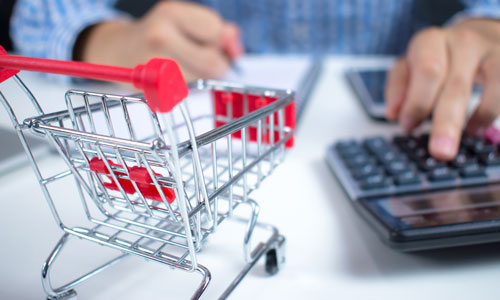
0, 46, 295, 299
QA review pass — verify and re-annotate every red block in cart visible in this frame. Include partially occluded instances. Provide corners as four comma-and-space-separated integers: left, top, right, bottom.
89, 157, 176, 204
213, 90, 295, 148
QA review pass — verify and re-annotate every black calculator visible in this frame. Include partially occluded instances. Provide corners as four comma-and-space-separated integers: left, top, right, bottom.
326, 133, 500, 251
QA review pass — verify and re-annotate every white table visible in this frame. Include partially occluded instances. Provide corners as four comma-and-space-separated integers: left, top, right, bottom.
1, 57, 500, 300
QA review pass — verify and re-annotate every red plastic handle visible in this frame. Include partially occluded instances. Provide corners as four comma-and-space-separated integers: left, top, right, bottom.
0, 45, 188, 113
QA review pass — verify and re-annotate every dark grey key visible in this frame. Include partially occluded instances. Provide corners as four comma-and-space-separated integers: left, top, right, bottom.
392, 136, 408, 146
364, 137, 391, 154
386, 160, 410, 175
471, 140, 495, 155
338, 146, 365, 158
428, 167, 456, 181
418, 157, 447, 171
418, 134, 430, 146
395, 171, 421, 186
351, 164, 383, 179
453, 152, 477, 168
460, 164, 486, 178
462, 136, 482, 149
480, 152, 500, 166
376, 150, 404, 164
336, 140, 358, 150
345, 154, 375, 168
408, 147, 428, 161
359, 174, 388, 189
397, 137, 419, 152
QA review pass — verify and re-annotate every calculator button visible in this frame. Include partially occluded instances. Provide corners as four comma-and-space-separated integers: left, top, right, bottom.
459, 164, 486, 178
396, 137, 419, 152
359, 174, 388, 189
364, 137, 391, 154
335, 140, 358, 150
376, 151, 404, 164
428, 167, 456, 181
407, 147, 428, 161
470, 140, 495, 155
462, 136, 482, 149
452, 153, 477, 168
386, 161, 410, 175
338, 146, 365, 158
345, 154, 375, 168
418, 157, 447, 171
480, 152, 500, 166
351, 164, 383, 179
395, 171, 421, 186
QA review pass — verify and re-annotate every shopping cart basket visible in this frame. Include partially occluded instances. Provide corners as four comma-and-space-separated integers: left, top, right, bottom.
0, 46, 295, 299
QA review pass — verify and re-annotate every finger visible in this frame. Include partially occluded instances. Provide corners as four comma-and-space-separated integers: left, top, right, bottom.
429, 30, 485, 160
385, 57, 409, 121
467, 50, 500, 135
221, 23, 244, 59
155, 1, 226, 45
398, 28, 448, 132
150, 21, 230, 79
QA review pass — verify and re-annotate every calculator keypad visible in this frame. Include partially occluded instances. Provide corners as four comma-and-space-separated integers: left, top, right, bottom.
327, 134, 500, 200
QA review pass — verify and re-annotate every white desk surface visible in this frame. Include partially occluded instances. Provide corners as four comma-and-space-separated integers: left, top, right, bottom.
1, 56, 500, 300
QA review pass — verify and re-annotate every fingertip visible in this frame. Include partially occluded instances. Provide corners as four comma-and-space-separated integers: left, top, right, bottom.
429, 135, 458, 161
385, 105, 398, 121
221, 23, 244, 59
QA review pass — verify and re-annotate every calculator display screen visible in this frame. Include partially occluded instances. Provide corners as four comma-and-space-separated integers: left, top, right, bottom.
364, 185, 500, 229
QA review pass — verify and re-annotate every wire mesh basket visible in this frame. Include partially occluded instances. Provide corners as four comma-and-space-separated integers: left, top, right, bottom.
0, 49, 294, 299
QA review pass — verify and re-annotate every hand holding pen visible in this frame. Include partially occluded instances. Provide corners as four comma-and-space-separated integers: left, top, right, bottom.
75, 1, 244, 82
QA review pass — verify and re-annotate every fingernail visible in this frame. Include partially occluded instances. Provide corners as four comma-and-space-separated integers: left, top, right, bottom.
430, 135, 456, 158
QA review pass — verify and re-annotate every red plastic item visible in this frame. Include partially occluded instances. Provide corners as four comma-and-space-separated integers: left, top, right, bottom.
213, 90, 295, 148
89, 157, 175, 204
484, 126, 500, 146
0, 45, 188, 113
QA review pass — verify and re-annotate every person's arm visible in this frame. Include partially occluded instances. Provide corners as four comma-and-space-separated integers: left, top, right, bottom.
10, 0, 126, 62
10, 0, 243, 82
73, 1, 242, 82
385, 0, 500, 161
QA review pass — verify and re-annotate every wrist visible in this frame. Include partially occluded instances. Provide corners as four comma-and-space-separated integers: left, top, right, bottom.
76, 19, 134, 65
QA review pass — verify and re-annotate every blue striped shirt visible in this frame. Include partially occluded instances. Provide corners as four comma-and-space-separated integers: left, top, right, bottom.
10, 0, 500, 62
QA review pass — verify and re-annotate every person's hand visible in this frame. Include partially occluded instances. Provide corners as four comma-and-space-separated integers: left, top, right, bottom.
76, 1, 243, 82
385, 18, 500, 161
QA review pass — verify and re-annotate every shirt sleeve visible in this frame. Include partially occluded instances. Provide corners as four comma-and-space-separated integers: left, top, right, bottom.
451, 0, 500, 23
10, 0, 128, 61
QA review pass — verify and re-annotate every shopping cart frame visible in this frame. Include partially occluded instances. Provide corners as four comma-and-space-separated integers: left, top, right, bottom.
0, 67, 294, 299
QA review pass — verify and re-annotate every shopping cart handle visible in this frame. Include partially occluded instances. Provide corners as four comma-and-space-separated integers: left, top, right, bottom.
0, 45, 188, 113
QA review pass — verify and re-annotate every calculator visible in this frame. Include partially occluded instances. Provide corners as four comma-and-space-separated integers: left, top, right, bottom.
326, 133, 500, 251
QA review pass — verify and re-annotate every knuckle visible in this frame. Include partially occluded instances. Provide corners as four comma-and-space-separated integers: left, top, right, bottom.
447, 75, 468, 92
416, 60, 445, 79
453, 27, 480, 44
145, 22, 174, 48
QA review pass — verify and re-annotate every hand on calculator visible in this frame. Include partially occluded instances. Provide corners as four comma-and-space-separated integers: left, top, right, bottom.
385, 19, 500, 161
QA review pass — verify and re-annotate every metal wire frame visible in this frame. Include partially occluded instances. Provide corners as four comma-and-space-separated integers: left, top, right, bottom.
0, 75, 293, 299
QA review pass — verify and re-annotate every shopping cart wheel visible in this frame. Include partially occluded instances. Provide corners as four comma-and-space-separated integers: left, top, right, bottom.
265, 248, 279, 275
46, 289, 77, 300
